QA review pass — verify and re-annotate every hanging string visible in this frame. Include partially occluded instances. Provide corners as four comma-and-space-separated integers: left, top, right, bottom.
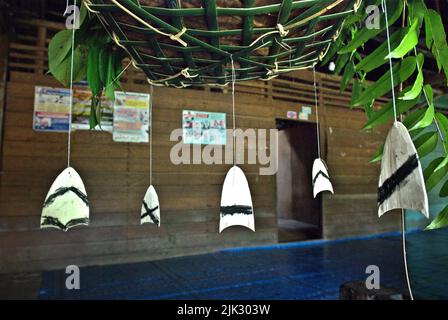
230, 55, 236, 166
67, 0, 76, 168
312, 67, 321, 159
381, 0, 398, 125
382, 0, 414, 300
64, 0, 70, 15
149, 85, 154, 185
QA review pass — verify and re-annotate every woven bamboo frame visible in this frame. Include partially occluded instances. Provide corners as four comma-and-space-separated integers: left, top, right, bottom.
85, 0, 361, 87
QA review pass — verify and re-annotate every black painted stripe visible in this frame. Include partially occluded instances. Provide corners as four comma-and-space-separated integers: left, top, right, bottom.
41, 216, 89, 231
141, 201, 160, 225
378, 154, 419, 205
43, 186, 89, 208
220, 205, 253, 216
312, 170, 330, 185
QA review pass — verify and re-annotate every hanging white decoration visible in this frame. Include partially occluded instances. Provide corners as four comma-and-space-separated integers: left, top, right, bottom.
312, 158, 334, 198
41, 2, 89, 232
140, 85, 160, 227
141, 185, 160, 226
378, 122, 429, 218
41, 167, 89, 231
311, 67, 334, 197
219, 56, 255, 233
219, 166, 255, 233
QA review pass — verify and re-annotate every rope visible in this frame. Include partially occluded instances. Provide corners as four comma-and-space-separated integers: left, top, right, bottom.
382, 0, 413, 300
285, 0, 345, 31
67, 0, 76, 168
230, 56, 236, 166
111, 0, 188, 47
312, 66, 321, 159
401, 210, 414, 300
382, 0, 398, 126
149, 85, 154, 185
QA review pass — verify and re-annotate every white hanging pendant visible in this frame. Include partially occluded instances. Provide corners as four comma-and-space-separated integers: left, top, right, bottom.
41, 167, 89, 232
219, 166, 255, 233
141, 185, 160, 226
312, 158, 334, 198
378, 122, 429, 218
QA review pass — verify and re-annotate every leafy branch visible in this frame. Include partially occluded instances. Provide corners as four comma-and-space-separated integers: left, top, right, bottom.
325, 0, 448, 230
48, 1, 126, 129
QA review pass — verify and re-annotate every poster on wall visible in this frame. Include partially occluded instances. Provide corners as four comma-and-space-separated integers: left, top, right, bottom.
182, 110, 226, 145
113, 91, 150, 143
72, 87, 113, 131
33, 86, 71, 132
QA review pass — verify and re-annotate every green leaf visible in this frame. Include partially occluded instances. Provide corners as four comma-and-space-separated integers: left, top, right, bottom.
425, 9, 448, 85
435, 112, 448, 150
385, 19, 419, 59
425, 9, 447, 50
409, 0, 426, 29
424, 157, 448, 191
400, 69, 423, 101
363, 94, 420, 130
350, 79, 362, 109
334, 53, 349, 75
408, 85, 434, 130
355, 28, 405, 73
48, 30, 74, 74
105, 52, 116, 101
403, 108, 426, 131
89, 95, 98, 129
414, 131, 438, 158
353, 56, 417, 107
98, 48, 109, 85
369, 143, 384, 163
435, 156, 448, 172
340, 62, 355, 92
435, 113, 448, 135
50, 46, 87, 86
425, 205, 448, 230
440, 180, 448, 197
339, 0, 403, 54
87, 44, 101, 96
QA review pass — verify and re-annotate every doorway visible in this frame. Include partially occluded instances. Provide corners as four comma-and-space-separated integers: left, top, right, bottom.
276, 119, 322, 242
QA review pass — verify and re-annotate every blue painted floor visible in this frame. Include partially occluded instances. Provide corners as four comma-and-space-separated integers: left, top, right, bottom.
38, 228, 448, 300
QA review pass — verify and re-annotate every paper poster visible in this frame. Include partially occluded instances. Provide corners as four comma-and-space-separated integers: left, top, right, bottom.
182, 110, 226, 145
287, 111, 298, 119
72, 87, 113, 131
302, 106, 312, 114
299, 112, 309, 120
33, 86, 71, 132
113, 91, 150, 143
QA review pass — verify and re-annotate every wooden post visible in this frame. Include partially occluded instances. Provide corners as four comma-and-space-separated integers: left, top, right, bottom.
36, 25, 47, 74
0, 32, 9, 182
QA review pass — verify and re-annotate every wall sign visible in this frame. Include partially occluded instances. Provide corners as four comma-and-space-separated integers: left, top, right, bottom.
72, 87, 113, 131
113, 91, 150, 143
286, 111, 298, 119
33, 86, 71, 132
182, 110, 226, 145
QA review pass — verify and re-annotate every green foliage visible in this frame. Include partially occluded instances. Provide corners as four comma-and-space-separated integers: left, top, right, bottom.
330, 0, 448, 229
47, 2, 126, 129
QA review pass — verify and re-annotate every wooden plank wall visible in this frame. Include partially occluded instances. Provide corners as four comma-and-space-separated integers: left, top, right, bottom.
0, 19, 400, 273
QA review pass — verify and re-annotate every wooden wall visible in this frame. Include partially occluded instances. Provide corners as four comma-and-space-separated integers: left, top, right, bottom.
0, 20, 400, 273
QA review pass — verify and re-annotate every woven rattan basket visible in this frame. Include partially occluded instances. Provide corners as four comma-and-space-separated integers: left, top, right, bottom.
84, 0, 361, 87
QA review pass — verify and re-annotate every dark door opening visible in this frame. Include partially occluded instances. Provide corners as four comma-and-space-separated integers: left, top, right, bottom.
276, 119, 322, 242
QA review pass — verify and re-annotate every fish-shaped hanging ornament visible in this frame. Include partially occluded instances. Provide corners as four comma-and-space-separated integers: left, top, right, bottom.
41, 167, 89, 231
378, 122, 429, 218
312, 158, 334, 198
219, 166, 255, 233
141, 185, 160, 226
